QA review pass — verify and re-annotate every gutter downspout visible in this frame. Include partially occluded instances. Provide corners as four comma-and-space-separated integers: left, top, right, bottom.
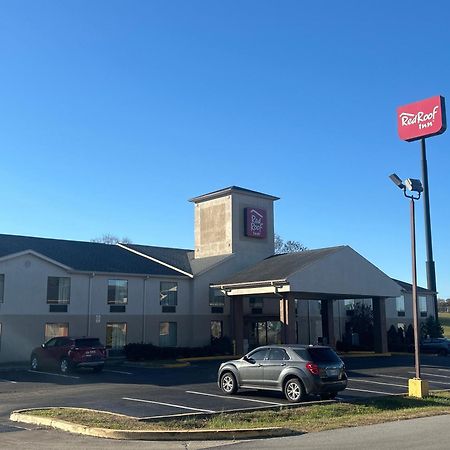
142, 276, 149, 343
87, 273, 95, 336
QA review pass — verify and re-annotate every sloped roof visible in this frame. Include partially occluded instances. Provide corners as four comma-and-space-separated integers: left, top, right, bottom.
219, 246, 344, 285
121, 243, 193, 275
189, 186, 280, 203
0, 234, 186, 277
393, 278, 436, 295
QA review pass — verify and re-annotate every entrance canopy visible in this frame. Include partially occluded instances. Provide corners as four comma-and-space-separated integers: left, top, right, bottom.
212, 246, 402, 300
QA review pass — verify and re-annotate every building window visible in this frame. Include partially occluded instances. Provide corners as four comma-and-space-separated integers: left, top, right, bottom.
44, 323, 69, 341
0, 274, 4, 303
419, 296, 427, 317
107, 279, 128, 305
160, 282, 178, 307
249, 297, 264, 308
106, 323, 127, 349
159, 322, 177, 347
209, 288, 225, 307
47, 277, 71, 304
344, 299, 355, 316
396, 296, 405, 317
210, 320, 223, 340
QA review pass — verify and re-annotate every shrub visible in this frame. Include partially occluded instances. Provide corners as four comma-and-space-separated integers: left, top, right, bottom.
124, 336, 233, 361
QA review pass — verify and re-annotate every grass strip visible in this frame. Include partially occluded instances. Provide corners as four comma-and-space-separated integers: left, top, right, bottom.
23, 391, 450, 433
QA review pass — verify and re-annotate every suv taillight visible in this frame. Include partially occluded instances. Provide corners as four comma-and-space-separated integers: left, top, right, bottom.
306, 362, 320, 375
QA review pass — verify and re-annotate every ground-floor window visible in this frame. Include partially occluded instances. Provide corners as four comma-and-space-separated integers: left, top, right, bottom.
106, 322, 127, 349
419, 296, 427, 317
159, 322, 177, 347
44, 323, 69, 342
249, 321, 281, 348
210, 320, 223, 340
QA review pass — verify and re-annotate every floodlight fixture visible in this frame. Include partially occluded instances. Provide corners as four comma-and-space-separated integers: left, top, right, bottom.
389, 173, 405, 189
405, 178, 423, 193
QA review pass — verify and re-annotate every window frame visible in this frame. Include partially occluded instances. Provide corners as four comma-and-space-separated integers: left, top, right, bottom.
106, 322, 127, 349
396, 296, 405, 317
47, 277, 71, 304
160, 282, 178, 307
210, 320, 223, 340
209, 288, 225, 307
44, 322, 69, 342
159, 321, 177, 347
107, 279, 128, 305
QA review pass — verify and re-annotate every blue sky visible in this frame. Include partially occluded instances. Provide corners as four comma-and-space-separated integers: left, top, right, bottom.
1, 1, 449, 297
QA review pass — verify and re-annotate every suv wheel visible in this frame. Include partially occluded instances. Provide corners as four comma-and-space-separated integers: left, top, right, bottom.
284, 377, 305, 403
30, 354, 39, 371
220, 372, 238, 395
60, 358, 72, 374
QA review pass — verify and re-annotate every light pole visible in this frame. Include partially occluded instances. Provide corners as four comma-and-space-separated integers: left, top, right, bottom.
389, 174, 429, 397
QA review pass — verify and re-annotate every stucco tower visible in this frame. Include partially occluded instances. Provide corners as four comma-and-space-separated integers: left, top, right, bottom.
189, 186, 279, 262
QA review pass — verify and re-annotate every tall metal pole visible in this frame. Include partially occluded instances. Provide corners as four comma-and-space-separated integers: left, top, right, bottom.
421, 138, 438, 318
410, 197, 421, 379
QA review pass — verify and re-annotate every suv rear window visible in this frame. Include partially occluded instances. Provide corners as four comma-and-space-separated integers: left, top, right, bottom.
306, 347, 341, 363
75, 338, 102, 348
294, 347, 341, 363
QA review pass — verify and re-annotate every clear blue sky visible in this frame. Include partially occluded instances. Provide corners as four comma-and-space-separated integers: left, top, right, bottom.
1, 1, 449, 298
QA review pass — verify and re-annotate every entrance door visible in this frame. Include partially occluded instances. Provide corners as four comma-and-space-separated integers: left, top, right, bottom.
250, 321, 282, 348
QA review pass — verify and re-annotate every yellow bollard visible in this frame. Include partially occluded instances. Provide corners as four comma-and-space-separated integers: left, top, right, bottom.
408, 378, 429, 398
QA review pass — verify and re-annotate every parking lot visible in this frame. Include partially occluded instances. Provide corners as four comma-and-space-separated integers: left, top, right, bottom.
0, 353, 450, 426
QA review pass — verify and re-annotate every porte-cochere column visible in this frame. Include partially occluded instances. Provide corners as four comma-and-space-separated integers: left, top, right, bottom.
231, 295, 244, 355
373, 296, 388, 353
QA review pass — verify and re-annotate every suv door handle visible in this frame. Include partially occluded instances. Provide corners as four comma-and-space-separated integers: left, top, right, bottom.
280, 363, 286, 366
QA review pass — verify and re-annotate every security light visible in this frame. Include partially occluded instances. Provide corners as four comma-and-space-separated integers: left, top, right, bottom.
389, 173, 405, 189
405, 178, 423, 193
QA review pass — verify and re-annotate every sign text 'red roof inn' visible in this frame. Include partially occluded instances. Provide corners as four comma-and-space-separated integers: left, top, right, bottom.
397, 95, 446, 141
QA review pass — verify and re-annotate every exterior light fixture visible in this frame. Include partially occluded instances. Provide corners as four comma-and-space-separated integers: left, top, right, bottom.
389, 173, 428, 398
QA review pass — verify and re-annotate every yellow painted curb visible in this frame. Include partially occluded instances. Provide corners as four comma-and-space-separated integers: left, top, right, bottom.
10, 408, 297, 441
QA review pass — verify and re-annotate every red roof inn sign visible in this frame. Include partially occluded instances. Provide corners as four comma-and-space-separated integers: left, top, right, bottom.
397, 95, 446, 141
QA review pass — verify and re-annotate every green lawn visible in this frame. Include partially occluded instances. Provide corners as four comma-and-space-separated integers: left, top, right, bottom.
440, 312, 450, 337
20, 393, 450, 433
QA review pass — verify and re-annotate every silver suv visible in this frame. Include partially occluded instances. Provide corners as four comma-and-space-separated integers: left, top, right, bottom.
218, 345, 347, 402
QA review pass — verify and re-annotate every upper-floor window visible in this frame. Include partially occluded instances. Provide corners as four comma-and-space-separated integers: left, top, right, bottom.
0, 274, 4, 303
160, 282, 178, 306
249, 297, 264, 308
47, 277, 70, 304
396, 296, 405, 316
209, 288, 225, 307
419, 296, 427, 317
108, 279, 128, 305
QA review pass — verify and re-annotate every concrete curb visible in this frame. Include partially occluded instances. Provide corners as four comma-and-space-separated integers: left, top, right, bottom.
10, 408, 298, 441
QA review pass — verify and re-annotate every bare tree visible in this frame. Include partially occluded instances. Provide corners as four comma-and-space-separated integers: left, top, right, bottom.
91, 233, 132, 245
274, 233, 307, 254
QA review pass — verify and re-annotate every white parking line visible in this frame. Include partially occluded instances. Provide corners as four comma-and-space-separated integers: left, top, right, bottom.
27, 370, 80, 379
104, 369, 133, 375
345, 387, 395, 395
0, 378, 17, 384
408, 371, 450, 379
122, 397, 216, 413
349, 378, 405, 389
377, 373, 450, 386
185, 390, 285, 406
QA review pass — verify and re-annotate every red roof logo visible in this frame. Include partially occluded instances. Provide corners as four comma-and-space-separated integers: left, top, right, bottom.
397, 96, 446, 141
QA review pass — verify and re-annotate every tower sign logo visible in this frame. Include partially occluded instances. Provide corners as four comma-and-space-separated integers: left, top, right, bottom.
397, 95, 446, 141
244, 208, 266, 238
